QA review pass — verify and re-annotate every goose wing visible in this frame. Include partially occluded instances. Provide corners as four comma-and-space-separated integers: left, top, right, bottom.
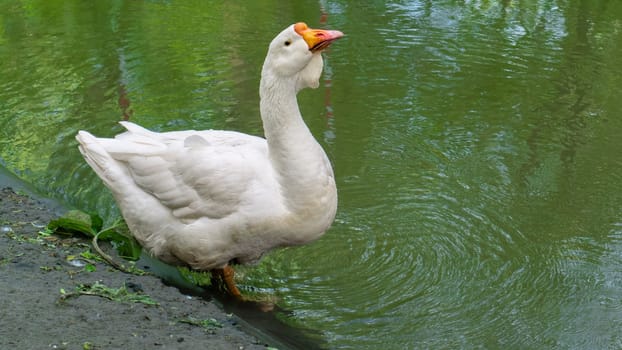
103, 122, 277, 223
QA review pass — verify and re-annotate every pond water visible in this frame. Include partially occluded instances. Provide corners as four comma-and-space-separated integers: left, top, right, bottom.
2, 0, 622, 348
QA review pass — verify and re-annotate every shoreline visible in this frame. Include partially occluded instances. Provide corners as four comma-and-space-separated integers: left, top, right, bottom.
0, 167, 323, 349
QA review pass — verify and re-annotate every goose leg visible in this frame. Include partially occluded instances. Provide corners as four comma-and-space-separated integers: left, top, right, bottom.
213, 265, 242, 298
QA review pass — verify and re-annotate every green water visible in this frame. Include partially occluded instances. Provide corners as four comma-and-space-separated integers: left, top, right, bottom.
2, 1, 622, 348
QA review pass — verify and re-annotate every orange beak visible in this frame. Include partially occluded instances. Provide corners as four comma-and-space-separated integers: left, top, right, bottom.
295, 22, 344, 53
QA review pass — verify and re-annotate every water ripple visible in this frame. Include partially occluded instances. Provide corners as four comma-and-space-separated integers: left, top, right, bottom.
3, 1, 622, 349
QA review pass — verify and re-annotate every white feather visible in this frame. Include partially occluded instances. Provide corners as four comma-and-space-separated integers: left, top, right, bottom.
76, 23, 339, 270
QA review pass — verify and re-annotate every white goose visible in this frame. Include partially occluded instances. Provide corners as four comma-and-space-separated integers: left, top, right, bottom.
76, 22, 342, 298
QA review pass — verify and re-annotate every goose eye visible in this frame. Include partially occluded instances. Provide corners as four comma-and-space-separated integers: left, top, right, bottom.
284, 40, 291, 46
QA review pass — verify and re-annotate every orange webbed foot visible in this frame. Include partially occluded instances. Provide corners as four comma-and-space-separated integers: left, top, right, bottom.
212, 265, 242, 299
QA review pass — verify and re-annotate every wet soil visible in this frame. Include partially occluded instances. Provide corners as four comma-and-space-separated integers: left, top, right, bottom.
0, 186, 277, 350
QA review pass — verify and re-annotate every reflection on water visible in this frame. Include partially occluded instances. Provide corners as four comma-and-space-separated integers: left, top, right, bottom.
2, 0, 622, 348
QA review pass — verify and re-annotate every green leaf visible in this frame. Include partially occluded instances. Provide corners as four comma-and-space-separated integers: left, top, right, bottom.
47, 212, 142, 263
79, 250, 102, 261
47, 210, 98, 237
84, 264, 97, 272
70, 281, 159, 306
112, 235, 142, 261
89, 213, 104, 233
95, 220, 141, 260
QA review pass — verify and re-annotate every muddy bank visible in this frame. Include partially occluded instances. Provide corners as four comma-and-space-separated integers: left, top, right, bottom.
0, 165, 324, 349
0, 185, 275, 349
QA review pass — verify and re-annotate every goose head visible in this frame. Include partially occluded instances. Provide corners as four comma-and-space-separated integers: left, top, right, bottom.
261, 22, 344, 92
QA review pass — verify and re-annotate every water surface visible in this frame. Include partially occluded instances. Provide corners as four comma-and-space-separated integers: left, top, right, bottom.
2, 1, 622, 348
